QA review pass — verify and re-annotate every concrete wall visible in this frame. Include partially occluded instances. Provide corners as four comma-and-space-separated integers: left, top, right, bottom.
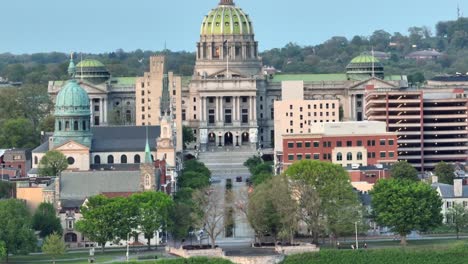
17, 187, 44, 212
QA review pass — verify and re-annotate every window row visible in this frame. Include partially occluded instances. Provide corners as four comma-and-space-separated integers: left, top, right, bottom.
287, 139, 395, 148
289, 103, 336, 110
93, 154, 153, 165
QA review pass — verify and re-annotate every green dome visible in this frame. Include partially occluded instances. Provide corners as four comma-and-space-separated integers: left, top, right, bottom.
201, 0, 253, 35
55, 80, 90, 116
350, 55, 381, 64
76, 59, 106, 68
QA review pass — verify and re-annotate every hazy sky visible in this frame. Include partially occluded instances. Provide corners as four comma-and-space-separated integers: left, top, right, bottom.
1, 0, 465, 54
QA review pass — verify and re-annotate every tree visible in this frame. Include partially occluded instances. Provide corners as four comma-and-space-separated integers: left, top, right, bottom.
39, 115, 55, 133
0, 199, 37, 261
0, 181, 13, 199
0, 118, 38, 148
285, 160, 361, 244
39, 150, 68, 177
16, 84, 53, 131
42, 233, 66, 264
192, 188, 226, 248
131, 191, 173, 250
168, 201, 193, 245
251, 172, 273, 186
435, 161, 455, 184
390, 161, 419, 181
182, 160, 211, 179
0, 241, 5, 260
243, 156, 263, 172
178, 171, 210, 190
371, 179, 442, 245
446, 203, 468, 240
183, 126, 195, 147
32, 202, 63, 238
76, 195, 114, 253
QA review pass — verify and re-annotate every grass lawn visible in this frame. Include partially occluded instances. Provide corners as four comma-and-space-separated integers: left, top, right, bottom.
6, 250, 131, 264
326, 238, 468, 250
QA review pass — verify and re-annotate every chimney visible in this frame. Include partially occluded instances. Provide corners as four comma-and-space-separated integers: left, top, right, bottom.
454, 179, 463, 197
432, 176, 438, 184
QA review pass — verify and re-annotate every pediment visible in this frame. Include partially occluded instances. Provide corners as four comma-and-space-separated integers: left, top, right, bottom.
54, 140, 90, 152
78, 81, 108, 94
349, 77, 397, 90
208, 68, 248, 79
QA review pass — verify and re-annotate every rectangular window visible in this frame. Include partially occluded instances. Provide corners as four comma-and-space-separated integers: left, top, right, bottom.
323, 153, 327, 160
380, 152, 386, 158
389, 139, 394, 146
208, 109, 215, 124
305, 154, 311, 160
380, 139, 386, 146
287, 142, 294, 148
313, 141, 320, 148
182, 110, 186, 121
288, 154, 294, 161
94, 105, 99, 112
357, 140, 363, 146
224, 109, 232, 124
194, 114, 197, 120
347, 141, 352, 147
296, 142, 303, 148
337, 141, 342, 147
305, 142, 311, 148
297, 154, 303, 160
271, 108, 274, 119
242, 109, 249, 124
389, 152, 395, 158
225, 97, 231, 103
193, 97, 197, 102
313, 154, 320, 160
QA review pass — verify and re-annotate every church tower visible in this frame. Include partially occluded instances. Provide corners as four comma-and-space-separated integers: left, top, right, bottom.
139, 129, 158, 191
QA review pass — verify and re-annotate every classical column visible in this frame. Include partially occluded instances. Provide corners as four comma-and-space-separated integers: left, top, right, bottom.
242, 44, 246, 60
234, 97, 239, 121
103, 98, 108, 123
253, 96, 257, 121
249, 96, 253, 121
220, 96, 224, 122
99, 98, 104, 125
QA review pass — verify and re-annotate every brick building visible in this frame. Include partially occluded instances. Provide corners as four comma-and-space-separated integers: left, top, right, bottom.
280, 121, 398, 174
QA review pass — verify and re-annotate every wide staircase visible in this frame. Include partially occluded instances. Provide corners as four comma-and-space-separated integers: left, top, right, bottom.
198, 146, 257, 177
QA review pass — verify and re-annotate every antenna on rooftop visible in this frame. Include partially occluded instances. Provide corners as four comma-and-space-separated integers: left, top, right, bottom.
458, 4, 461, 18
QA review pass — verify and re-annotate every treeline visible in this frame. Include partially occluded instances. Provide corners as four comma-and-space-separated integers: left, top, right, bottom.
1, 18, 466, 86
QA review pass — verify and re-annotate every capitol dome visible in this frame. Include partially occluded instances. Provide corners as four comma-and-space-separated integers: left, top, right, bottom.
200, 0, 253, 36
346, 54, 384, 80
75, 59, 111, 84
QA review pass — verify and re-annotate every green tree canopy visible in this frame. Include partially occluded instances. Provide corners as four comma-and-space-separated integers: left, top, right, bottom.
182, 126, 195, 147
285, 160, 362, 244
131, 191, 173, 250
435, 161, 455, 184
178, 171, 210, 190
0, 199, 37, 261
0, 241, 6, 260
371, 179, 442, 245
390, 161, 419, 181
0, 181, 13, 199
446, 203, 468, 240
42, 233, 66, 264
0, 118, 38, 148
39, 150, 68, 177
32, 202, 63, 238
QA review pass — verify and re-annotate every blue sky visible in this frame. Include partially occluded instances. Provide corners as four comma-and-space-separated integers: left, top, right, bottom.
1, 0, 465, 54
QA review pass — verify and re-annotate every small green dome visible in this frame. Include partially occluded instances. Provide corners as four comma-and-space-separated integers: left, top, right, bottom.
76, 59, 106, 68
201, 0, 253, 35
55, 80, 90, 116
346, 54, 384, 80
350, 55, 381, 64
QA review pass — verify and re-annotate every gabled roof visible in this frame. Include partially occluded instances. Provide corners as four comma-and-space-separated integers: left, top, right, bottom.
91, 126, 160, 152
32, 141, 49, 154
60, 171, 141, 200
432, 183, 468, 198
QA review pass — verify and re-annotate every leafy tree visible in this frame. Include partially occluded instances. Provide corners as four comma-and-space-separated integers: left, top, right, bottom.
0, 199, 37, 261
0, 241, 5, 260
243, 156, 263, 172
32, 202, 63, 238
182, 160, 211, 179
131, 191, 173, 250
371, 179, 442, 245
251, 172, 273, 186
0, 118, 38, 148
446, 203, 468, 240
42, 233, 66, 264
285, 160, 361, 244
39, 115, 56, 133
390, 161, 419, 181
168, 201, 193, 245
39, 150, 68, 177
76, 195, 114, 252
183, 126, 195, 147
178, 171, 210, 190
0, 181, 13, 199
16, 84, 53, 130
435, 161, 455, 184
192, 188, 226, 248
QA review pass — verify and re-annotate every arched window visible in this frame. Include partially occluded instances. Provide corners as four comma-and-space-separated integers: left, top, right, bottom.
347, 152, 353, 161
82, 121, 86, 131
94, 155, 101, 164
65, 121, 70, 131
337, 152, 342, 161
58, 121, 62, 131
121, 155, 127, 164
73, 121, 78, 131
134, 154, 141, 164
126, 110, 132, 123
357, 152, 363, 160
34, 156, 38, 165
107, 155, 114, 164
64, 233, 77, 243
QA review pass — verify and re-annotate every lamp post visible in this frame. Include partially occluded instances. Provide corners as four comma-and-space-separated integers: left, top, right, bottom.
355, 221, 359, 250
126, 233, 129, 262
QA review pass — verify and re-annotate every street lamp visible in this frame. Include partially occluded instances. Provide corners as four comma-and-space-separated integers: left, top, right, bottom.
126, 233, 130, 262
355, 221, 359, 250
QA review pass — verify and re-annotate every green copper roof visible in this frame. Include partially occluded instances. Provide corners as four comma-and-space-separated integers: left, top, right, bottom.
350, 55, 380, 64
144, 127, 153, 163
55, 80, 90, 116
201, 1, 253, 35
270, 74, 348, 83
76, 59, 106, 68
